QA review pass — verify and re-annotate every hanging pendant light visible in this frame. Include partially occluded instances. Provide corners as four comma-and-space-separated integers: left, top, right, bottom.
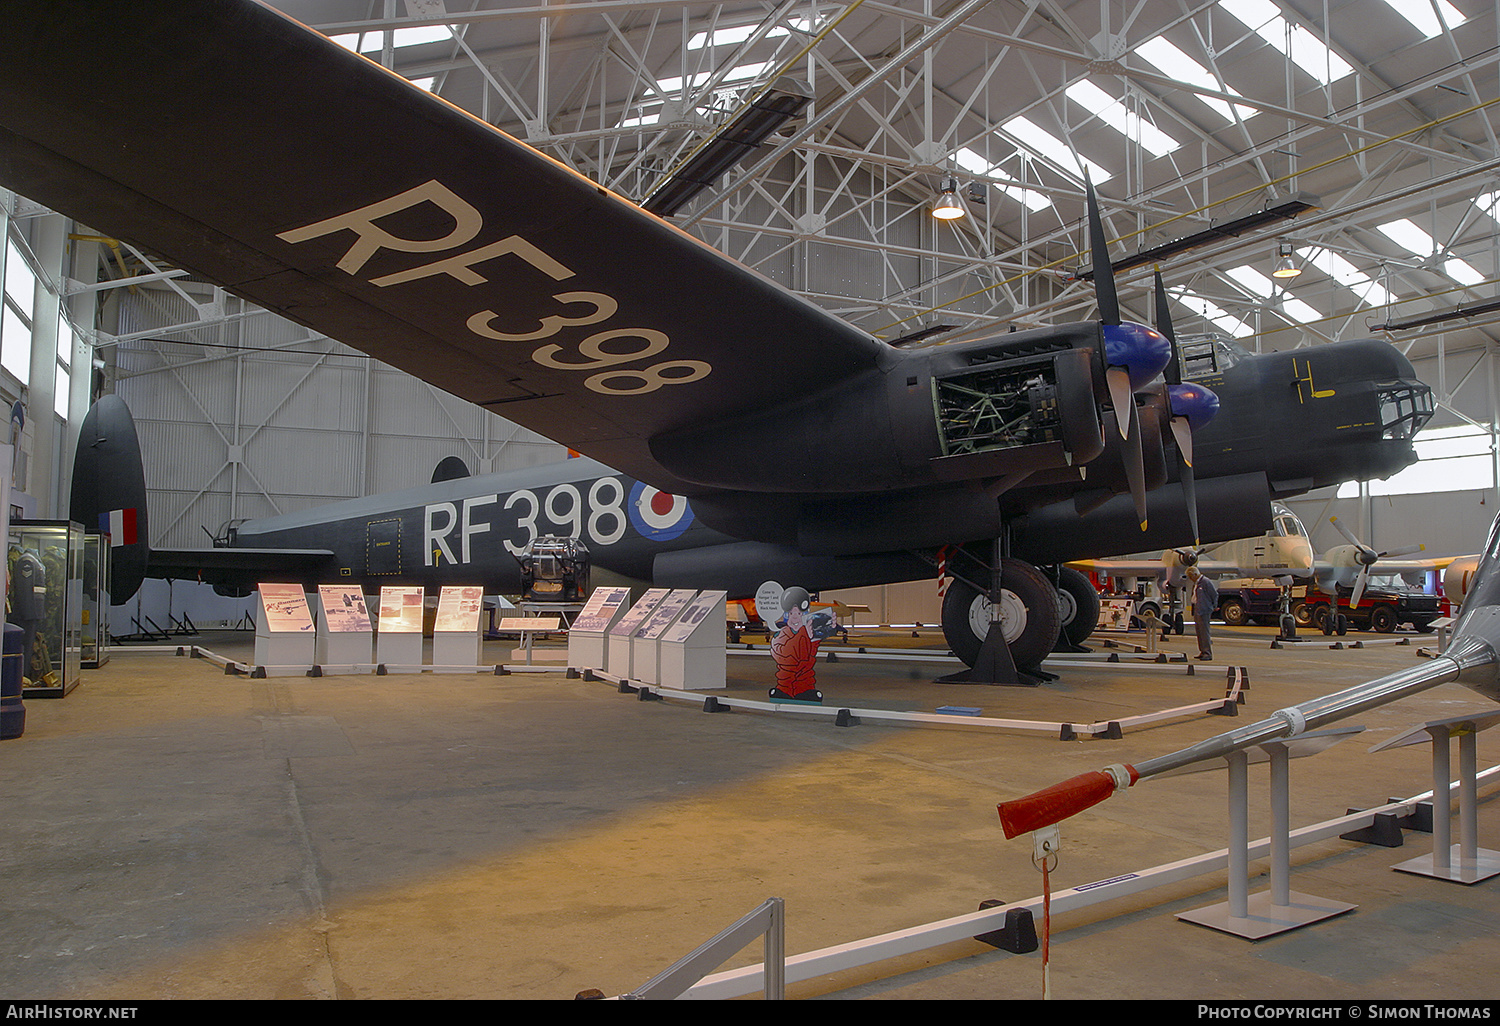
932, 176, 966, 220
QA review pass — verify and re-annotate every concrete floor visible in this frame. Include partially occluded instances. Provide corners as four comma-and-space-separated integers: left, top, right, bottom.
3, 625, 1499, 1001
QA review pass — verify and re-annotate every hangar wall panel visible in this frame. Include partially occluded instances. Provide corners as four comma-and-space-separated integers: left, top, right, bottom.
110, 284, 568, 552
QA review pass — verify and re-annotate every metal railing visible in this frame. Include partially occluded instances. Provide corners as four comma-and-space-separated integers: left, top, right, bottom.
619, 897, 786, 1000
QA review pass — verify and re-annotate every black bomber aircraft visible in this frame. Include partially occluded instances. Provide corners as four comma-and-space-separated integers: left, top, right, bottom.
7, 3, 1434, 683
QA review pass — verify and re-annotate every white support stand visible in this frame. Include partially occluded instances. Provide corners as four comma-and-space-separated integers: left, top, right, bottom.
567, 586, 632, 674
376, 585, 423, 667
498, 617, 562, 665
607, 589, 669, 684
431, 586, 483, 672
1177, 729, 1362, 939
314, 585, 373, 672
1430, 617, 1456, 654
254, 584, 316, 675
631, 589, 697, 686
1380, 711, 1500, 884
659, 591, 727, 691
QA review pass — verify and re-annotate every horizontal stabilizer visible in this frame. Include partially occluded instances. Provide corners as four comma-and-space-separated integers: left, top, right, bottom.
147, 547, 338, 594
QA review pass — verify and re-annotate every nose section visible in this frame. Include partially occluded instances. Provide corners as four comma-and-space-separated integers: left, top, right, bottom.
1285, 536, 1314, 576
1103, 321, 1173, 390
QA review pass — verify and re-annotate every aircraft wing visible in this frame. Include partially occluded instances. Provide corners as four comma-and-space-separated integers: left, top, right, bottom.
0, 3, 885, 495
1066, 557, 1266, 580
145, 547, 338, 593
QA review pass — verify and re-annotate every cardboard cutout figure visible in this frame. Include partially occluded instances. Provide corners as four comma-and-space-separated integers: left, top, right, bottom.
769, 586, 838, 702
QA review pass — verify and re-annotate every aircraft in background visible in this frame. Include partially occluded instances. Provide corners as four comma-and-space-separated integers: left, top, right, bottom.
11, 3, 1434, 682
1072, 504, 1465, 632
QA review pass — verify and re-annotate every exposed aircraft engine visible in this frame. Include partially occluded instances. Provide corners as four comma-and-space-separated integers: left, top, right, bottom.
517, 536, 590, 603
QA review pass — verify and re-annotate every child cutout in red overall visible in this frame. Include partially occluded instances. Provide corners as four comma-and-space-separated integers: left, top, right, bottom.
770, 587, 834, 702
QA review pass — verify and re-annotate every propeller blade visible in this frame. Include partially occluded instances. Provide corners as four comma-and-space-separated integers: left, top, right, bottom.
1380, 544, 1425, 558
1086, 172, 1120, 326
1350, 565, 1370, 609
1106, 366, 1134, 439
1168, 415, 1194, 467
1154, 269, 1181, 385
1329, 516, 1363, 549
1181, 460, 1200, 547
1122, 397, 1148, 531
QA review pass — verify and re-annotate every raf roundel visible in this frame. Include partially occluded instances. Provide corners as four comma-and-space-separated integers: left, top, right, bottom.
628, 482, 694, 541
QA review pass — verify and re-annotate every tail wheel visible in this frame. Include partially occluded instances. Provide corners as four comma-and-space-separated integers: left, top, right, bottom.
1055, 566, 1100, 648
941, 558, 1062, 670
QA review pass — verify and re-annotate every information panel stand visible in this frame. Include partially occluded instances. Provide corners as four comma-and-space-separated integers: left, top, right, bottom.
376, 585, 424, 667
659, 590, 727, 690
255, 583, 315, 675
314, 585, 373, 671
608, 588, 669, 683
632, 589, 697, 686
432, 586, 484, 671
1381, 711, 1500, 884
568, 586, 633, 673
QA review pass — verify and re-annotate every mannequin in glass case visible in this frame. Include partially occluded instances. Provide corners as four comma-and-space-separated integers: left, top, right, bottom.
9, 548, 45, 685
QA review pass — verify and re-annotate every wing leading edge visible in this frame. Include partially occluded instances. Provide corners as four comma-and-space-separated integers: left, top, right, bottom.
0, 2, 886, 494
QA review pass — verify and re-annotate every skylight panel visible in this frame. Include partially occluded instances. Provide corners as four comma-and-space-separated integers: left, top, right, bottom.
619, 106, 662, 128
688, 24, 762, 50
1134, 37, 1259, 124
1380, 0, 1468, 37
331, 26, 453, 53
657, 61, 771, 96
1225, 265, 1322, 322
1477, 190, 1500, 222
1170, 286, 1254, 337
1220, 0, 1354, 85
1064, 80, 1180, 157
1376, 218, 1436, 256
1377, 218, 1485, 286
1444, 258, 1486, 286
953, 148, 1052, 212
1001, 116, 1112, 184
1296, 246, 1398, 306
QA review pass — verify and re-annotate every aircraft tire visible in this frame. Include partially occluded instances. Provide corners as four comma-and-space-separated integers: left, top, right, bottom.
1055, 566, 1099, 648
941, 559, 1062, 670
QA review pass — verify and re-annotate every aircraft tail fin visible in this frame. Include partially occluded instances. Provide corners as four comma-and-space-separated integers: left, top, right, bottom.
69, 395, 149, 602
431, 456, 471, 484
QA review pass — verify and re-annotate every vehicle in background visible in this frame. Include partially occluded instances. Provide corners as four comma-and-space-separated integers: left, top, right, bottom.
1297, 575, 1444, 634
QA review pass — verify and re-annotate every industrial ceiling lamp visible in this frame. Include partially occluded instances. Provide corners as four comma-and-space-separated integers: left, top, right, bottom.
1272, 241, 1302, 279
932, 176, 966, 220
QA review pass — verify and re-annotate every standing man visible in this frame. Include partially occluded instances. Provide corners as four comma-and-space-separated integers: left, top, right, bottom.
1187, 567, 1218, 661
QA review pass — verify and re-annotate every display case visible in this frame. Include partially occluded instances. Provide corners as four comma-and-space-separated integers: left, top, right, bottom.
81, 532, 110, 669
8, 520, 84, 696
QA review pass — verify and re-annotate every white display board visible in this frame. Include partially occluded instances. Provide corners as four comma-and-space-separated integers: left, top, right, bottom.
567, 585, 633, 671
1097, 598, 1135, 632
433, 585, 484, 669
376, 585, 424, 665
315, 585, 373, 668
659, 590, 727, 690
607, 588, 669, 682
254, 583, 315, 675
631, 589, 697, 686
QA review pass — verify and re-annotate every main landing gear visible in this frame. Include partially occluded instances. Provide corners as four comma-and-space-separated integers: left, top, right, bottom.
937, 546, 1093, 685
